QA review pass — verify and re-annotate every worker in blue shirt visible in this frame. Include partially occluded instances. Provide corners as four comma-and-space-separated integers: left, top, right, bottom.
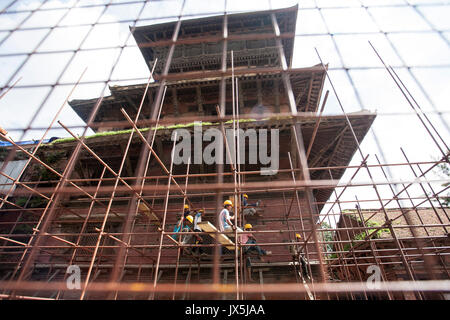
171, 217, 184, 241
241, 194, 261, 217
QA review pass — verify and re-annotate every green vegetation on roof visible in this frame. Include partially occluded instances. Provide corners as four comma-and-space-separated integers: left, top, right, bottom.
326, 214, 390, 260
47, 137, 76, 144
224, 118, 257, 124
165, 121, 214, 129
47, 127, 150, 145
346, 214, 391, 240
46, 118, 261, 145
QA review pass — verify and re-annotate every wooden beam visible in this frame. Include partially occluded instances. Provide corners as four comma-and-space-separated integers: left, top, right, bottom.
146, 88, 154, 119
171, 88, 179, 116
314, 64, 328, 113
153, 65, 325, 83
274, 79, 280, 113
137, 32, 296, 49
120, 144, 134, 179
196, 86, 203, 113
238, 80, 244, 111
75, 161, 87, 181
306, 90, 329, 159
257, 79, 263, 105
320, 131, 346, 169
124, 95, 139, 114
305, 75, 314, 111
310, 126, 348, 168
197, 221, 236, 250
138, 202, 161, 226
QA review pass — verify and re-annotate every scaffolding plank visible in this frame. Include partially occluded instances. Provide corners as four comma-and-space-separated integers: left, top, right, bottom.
138, 202, 160, 225
197, 221, 236, 250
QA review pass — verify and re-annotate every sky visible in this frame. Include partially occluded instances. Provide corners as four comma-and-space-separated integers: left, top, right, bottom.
0, 0, 449, 217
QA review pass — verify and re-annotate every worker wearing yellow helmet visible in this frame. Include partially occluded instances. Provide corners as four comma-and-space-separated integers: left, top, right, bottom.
218, 200, 235, 232
241, 223, 271, 258
185, 215, 193, 224
183, 203, 190, 218
292, 232, 309, 280
241, 193, 261, 217
241, 194, 248, 206
179, 215, 196, 249
172, 213, 193, 242
224, 200, 233, 207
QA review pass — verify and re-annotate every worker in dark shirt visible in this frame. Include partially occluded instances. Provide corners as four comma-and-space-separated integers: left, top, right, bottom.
183, 203, 190, 218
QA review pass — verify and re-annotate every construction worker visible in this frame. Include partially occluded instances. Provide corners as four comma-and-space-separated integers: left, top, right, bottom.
241, 223, 271, 259
171, 205, 191, 241
241, 194, 261, 217
183, 203, 190, 218
179, 215, 198, 255
171, 217, 184, 241
292, 233, 309, 280
172, 215, 194, 243
193, 209, 204, 255
182, 215, 194, 232
193, 209, 203, 232
218, 200, 235, 233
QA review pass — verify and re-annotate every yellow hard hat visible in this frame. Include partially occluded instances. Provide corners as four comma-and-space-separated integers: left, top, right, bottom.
198, 209, 204, 213
224, 200, 233, 207
243, 194, 248, 199
186, 215, 193, 223
296, 233, 302, 239
244, 223, 252, 230
184, 204, 189, 209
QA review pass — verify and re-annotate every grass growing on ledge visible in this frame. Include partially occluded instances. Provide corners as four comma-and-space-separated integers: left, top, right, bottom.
46, 119, 260, 145
47, 127, 150, 145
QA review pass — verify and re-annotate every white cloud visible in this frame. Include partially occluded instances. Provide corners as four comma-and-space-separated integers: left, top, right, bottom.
0, 0, 149, 140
